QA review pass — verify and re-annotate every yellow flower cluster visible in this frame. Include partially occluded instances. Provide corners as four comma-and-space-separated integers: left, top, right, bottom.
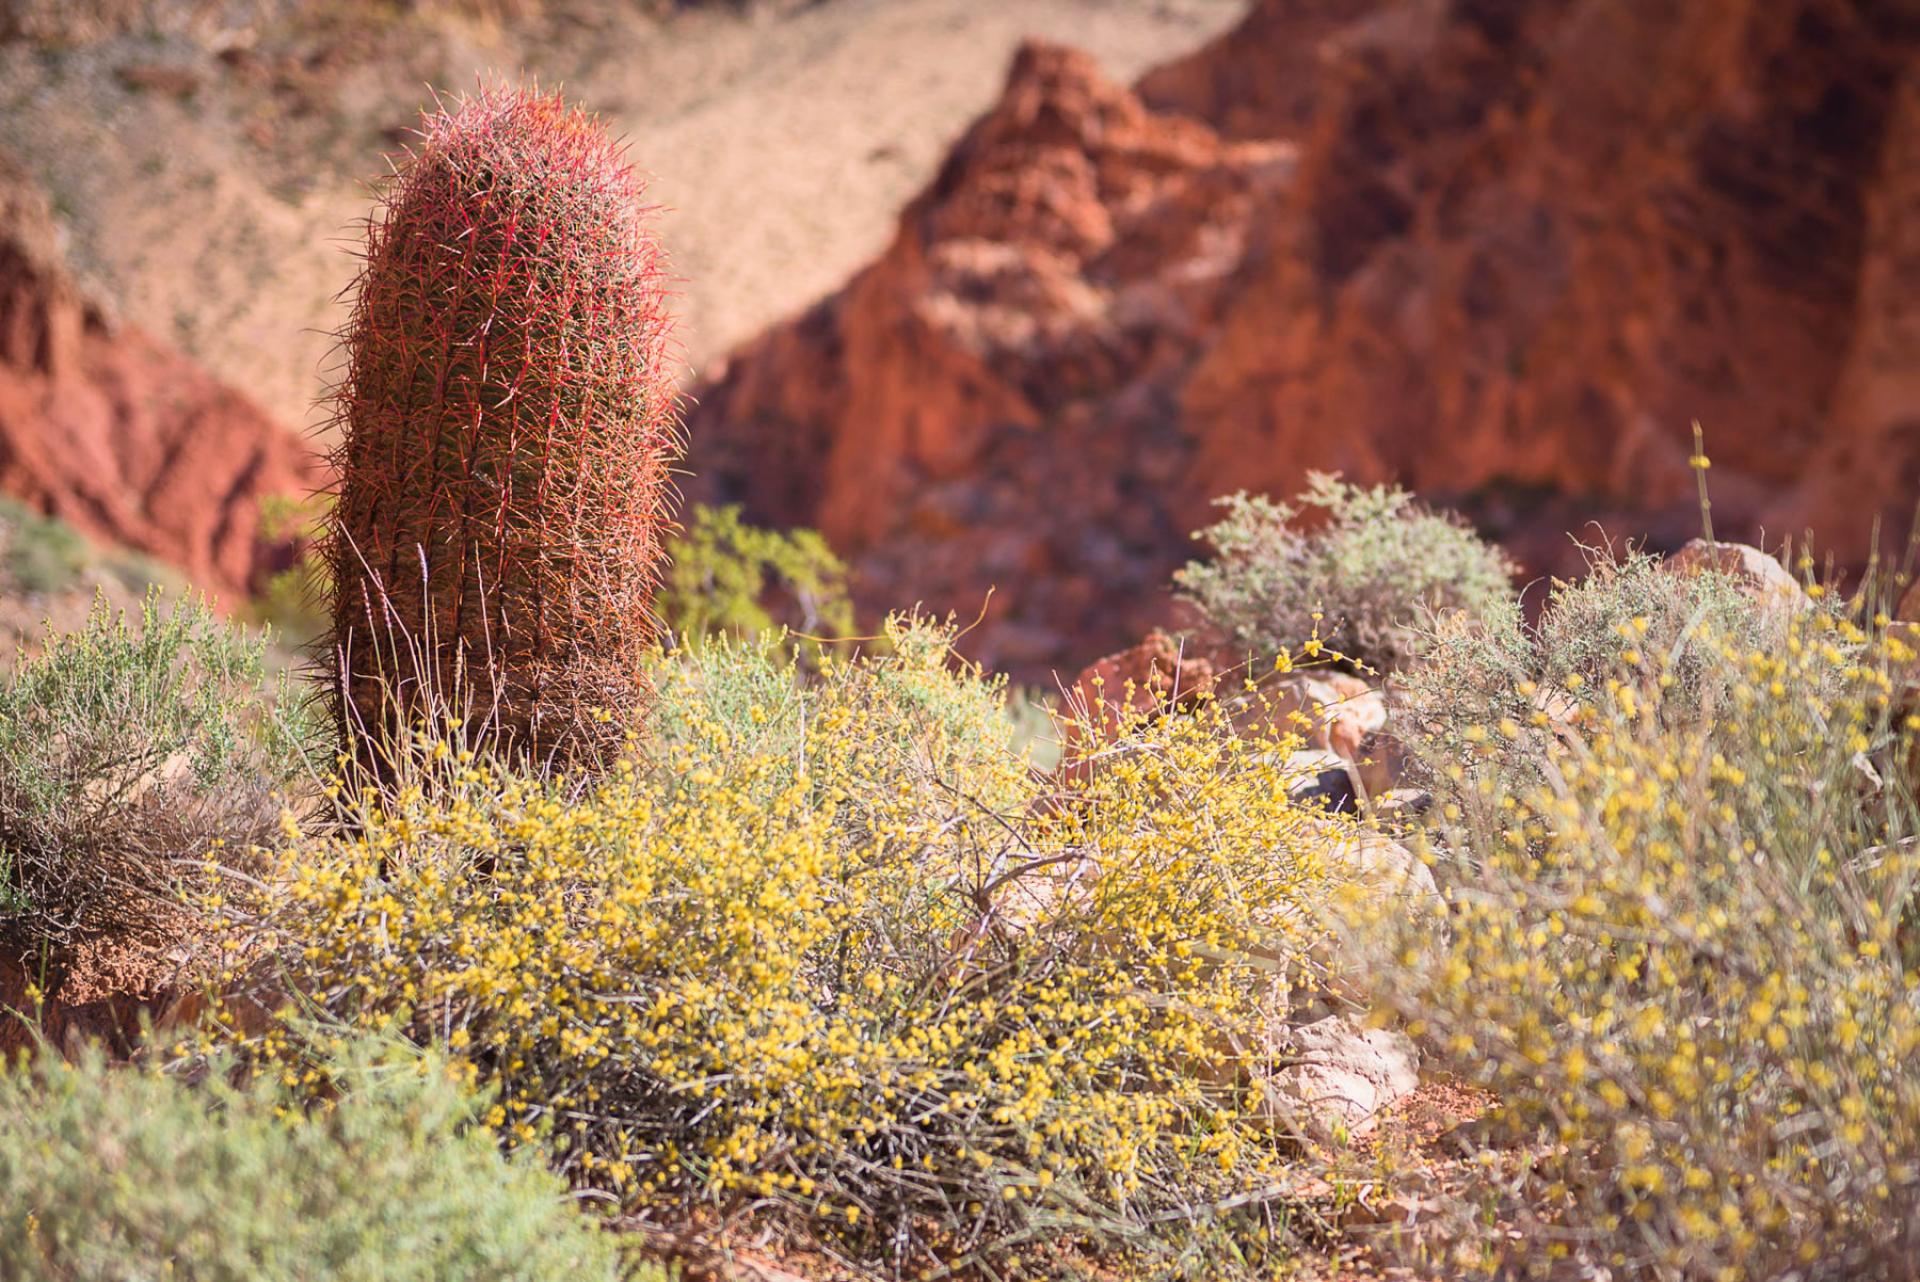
1365, 606, 1920, 1278
215, 618, 1350, 1272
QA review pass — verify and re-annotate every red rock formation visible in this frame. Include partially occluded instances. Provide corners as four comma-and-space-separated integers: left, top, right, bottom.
0, 154, 318, 601
690, 43, 1291, 673
688, 0, 1920, 679
1136, 0, 1377, 140
1174, 0, 1920, 562
1060, 628, 1220, 754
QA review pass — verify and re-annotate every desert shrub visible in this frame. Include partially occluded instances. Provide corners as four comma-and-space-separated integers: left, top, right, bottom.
1534, 547, 1783, 696
1403, 547, 1803, 808
656, 504, 853, 648
0, 1035, 627, 1282
0, 592, 313, 964
0, 497, 89, 596
216, 620, 1357, 1275
646, 615, 1029, 825
1352, 604, 1920, 1279
1176, 474, 1517, 673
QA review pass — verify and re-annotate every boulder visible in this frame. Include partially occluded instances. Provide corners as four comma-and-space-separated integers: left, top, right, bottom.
1371, 787, 1434, 820
1260, 670, 1387, 764
1064, 628, 1216, 719
1320, 826, 1439, 910
1059, 629, 1218, 770
1261, 1014, 1421, 1144
1285, 748, 1357, 814
1277, 823, 1441, 1021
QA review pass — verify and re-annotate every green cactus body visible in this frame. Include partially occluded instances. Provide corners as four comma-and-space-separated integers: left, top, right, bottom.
326, 86, 679, 769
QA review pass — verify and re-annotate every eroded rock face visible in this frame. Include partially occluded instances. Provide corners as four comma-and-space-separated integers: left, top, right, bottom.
1178, 0, 1920, 563
688, 0, 1920, 679
689, 42, 1293, 676
0, 153, 317, 601
1136, 0, 1378, 141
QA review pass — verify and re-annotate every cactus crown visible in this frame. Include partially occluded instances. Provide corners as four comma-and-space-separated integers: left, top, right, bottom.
325, 85, 680, 769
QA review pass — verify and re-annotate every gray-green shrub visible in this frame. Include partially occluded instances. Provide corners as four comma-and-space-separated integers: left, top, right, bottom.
0, 591, 314, 957
1349, 591, 1920, 1280
1402, 546, 1798, 808
1176, 474, 1517, 673
0, 1036, 626, 1282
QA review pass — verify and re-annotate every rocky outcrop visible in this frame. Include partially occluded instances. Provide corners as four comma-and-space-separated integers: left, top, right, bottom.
0, 153, 317, 602
689, 42, 1293, 675
1664, 538, 1809, 622
1136, 0, 1376, 140
1058, 628, 1396, 799
688, 0, 1920, 679
1174, 0, 1920, 564
1060, 628, 1219, 746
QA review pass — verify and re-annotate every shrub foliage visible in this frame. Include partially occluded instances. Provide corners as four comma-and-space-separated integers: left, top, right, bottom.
1176, 474, 1516, 673
0, 1036, 624, 1282
1403, 546, 1798, 806
215, 620, 1357, 1274
1362, 583, 1920, 1279
656, 503, 853, 649
0, 592, 309, 966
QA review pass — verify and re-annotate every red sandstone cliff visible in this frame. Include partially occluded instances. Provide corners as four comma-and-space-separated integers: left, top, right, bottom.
1171, 0, 1920, 571
0, 153, 318, 602
689, 41, 1291, 673
687, 0, 1920, 677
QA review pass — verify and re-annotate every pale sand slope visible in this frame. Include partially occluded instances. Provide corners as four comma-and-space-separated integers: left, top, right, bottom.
0, 0, 1243, 433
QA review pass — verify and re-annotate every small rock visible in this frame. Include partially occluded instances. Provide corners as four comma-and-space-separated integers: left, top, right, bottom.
1665, 539, 1806, 613
1059, 629, 1216, 771
1285, 748, 1357, 813
1247, 670, 1388, 766
1321, 827, 1440, 908
1372, 787, 1433, 818
1261, 1015, 1421, 1144
1288, 825, 1442, 1019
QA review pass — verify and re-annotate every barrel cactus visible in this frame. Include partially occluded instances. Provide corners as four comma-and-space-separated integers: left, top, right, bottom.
325, 86, 679, 769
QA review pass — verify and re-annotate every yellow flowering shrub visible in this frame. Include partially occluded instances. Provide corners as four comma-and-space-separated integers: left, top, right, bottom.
214, 618, 1351, 1274
1362, 601, 1920, 1279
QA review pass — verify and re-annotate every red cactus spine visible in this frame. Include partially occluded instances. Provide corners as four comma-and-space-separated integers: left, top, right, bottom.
325, 85, 679, 768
